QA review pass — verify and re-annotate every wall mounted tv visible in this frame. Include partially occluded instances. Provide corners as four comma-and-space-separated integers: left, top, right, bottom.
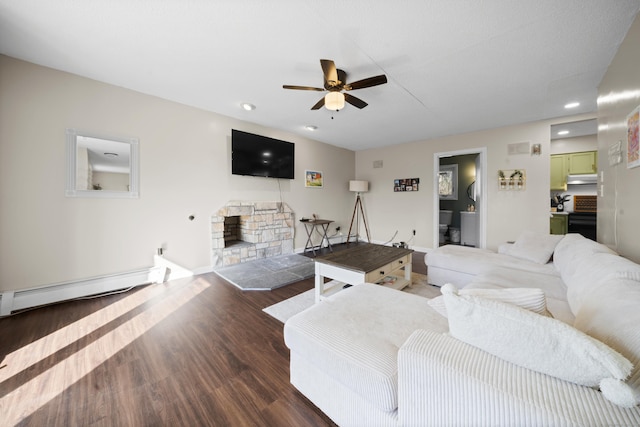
231, 129, 295, 179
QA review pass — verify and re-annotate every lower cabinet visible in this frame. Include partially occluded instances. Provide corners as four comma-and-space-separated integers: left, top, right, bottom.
460, 211, 478, 247
550, 214, 568, 235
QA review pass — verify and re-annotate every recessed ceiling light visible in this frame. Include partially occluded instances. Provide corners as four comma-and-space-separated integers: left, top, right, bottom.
241, 103, 256, 111
304, 125, 318, 131
564, 102, 580, 109
557, 130, 570, 136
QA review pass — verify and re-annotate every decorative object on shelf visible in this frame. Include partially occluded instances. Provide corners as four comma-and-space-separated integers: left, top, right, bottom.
498, 170, 507, 189
305, 170, 323, 187
627, 105, 640, 169
347, 180, 371, 243
498, 169, 526, 190
394, 177, 419, 192
552, 194, 571, 212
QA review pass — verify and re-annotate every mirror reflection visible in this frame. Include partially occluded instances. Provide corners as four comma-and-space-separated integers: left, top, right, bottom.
76, 136, 131, 191
66, 129, 139, 198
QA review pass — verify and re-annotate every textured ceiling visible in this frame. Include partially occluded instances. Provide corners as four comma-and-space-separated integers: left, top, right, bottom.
1, 0, 639, 151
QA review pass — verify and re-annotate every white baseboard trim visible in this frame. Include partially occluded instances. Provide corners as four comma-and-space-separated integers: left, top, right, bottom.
0, 268, 157, 317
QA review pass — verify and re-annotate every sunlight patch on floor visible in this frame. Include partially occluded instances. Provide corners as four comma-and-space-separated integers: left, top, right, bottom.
0, 278, 210, 425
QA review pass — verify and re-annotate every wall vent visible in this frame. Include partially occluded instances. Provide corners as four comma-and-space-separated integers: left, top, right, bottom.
507, 142, 530, 155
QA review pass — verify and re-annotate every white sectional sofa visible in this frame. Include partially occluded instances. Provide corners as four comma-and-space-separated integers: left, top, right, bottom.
284, 233, 640, 426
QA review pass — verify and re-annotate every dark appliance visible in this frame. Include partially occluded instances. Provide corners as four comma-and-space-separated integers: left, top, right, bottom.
568, 212, 596, 241
231, 129, 295, 179
569, 195, 597, 241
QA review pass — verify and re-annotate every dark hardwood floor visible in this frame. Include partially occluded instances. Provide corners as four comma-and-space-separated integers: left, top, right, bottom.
0, 247, 427, 426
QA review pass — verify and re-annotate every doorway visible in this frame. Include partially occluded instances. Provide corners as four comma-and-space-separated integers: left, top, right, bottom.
433, 148, 487, 249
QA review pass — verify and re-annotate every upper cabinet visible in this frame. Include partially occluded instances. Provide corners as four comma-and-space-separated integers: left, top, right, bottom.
550, 155, 568, 191
567, 151, 597, 174
550, 151, 597, 190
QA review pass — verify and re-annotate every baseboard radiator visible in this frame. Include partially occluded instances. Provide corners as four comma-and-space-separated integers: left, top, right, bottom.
0, 266, 166, 317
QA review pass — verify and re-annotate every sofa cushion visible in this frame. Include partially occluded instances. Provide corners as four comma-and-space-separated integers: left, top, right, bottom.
553, 233, 617, 284
464, 267, 574, 323
574, 277, 640, 408
441, 284, 633, 404
426, 244, 558, 279
428, 287, 550, 318
506, 231, 564, 264
566, 252, 640, 314
284, 283, 448, 412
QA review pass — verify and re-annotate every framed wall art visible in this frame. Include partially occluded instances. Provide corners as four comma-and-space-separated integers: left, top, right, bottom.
305, 170, 323, 188
394, 178, 419, 192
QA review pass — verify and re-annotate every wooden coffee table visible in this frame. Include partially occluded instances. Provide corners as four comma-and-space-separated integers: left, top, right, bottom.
313, 243, 413, 303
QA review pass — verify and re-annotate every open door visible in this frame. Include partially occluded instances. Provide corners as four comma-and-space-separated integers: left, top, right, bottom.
433, 148, 487, 249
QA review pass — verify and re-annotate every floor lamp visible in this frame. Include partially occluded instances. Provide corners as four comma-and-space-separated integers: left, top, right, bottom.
347, 180, 371, 244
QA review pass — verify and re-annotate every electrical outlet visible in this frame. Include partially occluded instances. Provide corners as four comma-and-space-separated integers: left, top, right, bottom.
412, 229, 416, 235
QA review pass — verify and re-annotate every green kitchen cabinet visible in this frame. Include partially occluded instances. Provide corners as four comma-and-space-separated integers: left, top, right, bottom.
551, 151, 597, 191
550, 154, 568, 191
550, 214, 568, 235
568, 151, 597, 174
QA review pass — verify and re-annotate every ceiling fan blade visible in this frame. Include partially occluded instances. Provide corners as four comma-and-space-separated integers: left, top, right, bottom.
320, 59, 338, 89
311, 97, 325, 110
345, 74, 387, 90
283, 85, 325, 91
344, 93, 368, 109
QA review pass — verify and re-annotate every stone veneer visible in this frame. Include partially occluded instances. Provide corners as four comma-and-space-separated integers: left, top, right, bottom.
211, 201, 294, 267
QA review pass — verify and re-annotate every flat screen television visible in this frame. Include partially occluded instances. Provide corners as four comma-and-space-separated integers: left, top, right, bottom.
231, 129, 295, 179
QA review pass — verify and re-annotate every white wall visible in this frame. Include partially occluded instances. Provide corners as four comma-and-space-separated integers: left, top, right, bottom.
355, 114, 596, 252
92, 171, 129, 191
0, 55, 355, 292
597, 14, 640, 263
550, 134, 598, 155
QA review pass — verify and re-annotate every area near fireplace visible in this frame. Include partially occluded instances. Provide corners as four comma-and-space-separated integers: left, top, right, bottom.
211, 201, 294, 267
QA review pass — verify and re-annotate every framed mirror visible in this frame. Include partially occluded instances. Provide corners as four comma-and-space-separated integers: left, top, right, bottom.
438, 164, 458, 200
65, 129, 139, 198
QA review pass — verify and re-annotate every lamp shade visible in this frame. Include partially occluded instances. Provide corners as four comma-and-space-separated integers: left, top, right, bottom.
349, 180, 369, 192
325, 92, 345, 111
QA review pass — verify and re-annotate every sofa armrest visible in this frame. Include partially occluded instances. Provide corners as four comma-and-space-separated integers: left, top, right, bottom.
397, 330, 629, 427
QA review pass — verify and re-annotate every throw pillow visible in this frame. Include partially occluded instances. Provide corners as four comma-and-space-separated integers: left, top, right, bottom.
508, 231, 564, 264
441, 284, 633, 406
428, 287, 551, 318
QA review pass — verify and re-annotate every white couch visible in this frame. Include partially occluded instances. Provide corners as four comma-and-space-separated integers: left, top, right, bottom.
283, 233, 640, 426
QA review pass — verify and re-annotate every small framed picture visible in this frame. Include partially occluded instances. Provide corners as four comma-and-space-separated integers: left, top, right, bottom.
394, 177, 419, 192
305, 170, 323, 188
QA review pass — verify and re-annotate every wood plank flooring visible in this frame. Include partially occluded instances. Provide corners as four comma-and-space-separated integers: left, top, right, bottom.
0, 248, 426, 426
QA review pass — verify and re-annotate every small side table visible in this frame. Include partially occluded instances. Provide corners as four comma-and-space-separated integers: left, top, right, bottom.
301, 219, 334, 256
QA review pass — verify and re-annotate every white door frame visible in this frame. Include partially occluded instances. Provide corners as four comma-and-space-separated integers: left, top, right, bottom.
433, 147, 487, 249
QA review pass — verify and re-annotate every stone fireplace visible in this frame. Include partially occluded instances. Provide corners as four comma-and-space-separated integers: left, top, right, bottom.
212, 201, 294, 267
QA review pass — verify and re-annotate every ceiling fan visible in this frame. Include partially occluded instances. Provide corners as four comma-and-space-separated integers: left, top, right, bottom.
283, 59, 387, 111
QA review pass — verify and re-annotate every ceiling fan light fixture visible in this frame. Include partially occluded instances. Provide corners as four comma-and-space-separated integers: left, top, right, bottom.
325, 92, 345, 111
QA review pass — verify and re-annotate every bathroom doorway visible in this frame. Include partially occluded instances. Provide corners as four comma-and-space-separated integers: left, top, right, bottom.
433, 148, 487, 249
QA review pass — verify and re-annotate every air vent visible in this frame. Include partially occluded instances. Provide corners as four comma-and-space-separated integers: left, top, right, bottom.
508, 142, 530, 155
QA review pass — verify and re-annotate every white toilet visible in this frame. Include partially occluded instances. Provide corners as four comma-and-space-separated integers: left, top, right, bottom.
439, 210, 453, 243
